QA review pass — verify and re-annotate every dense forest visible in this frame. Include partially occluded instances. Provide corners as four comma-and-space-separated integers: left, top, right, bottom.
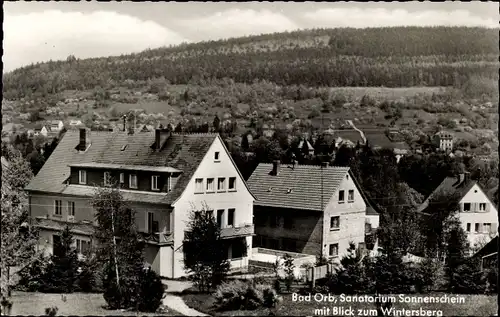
3, 27, 498, 100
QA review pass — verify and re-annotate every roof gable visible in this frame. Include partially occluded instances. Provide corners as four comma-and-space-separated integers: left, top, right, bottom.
247, 163, 350, 211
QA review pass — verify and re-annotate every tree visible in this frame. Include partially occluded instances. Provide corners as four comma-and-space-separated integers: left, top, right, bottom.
329, 243, 372, 294
183, 205, 230, 292
241, 134, 250, 151
91, 187, 145, 309
40, 225, 79, 293
1, 153, 39, 302
213, 115, 221, 132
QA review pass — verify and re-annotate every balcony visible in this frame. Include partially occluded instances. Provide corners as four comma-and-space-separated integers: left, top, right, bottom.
220, 223, 254, 239
139, 231, 173, 245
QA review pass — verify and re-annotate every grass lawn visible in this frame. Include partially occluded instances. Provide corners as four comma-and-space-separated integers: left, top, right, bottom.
9, 291, 181, 316
182, 289, 498, 316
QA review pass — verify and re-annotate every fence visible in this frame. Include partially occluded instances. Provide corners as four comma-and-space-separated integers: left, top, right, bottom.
300, 263, 338, 287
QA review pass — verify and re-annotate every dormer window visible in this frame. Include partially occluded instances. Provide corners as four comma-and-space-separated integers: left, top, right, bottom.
129, 174, 138, 189
104, 172, 112, 187
214, 151, 220, 162
79, 170, 87, 185
151, 175, 159, 191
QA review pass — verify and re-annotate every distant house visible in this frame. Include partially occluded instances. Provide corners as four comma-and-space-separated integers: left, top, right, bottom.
433, 131, 453, 152
418, 172, 498, 250
332, 130, 364, 149
34, 125, 49, 137
298, 139, 315, 156
69, 120, 83, 127
247, 162, 379, 260
136, 124, 155, 133
50, 120, 65, 132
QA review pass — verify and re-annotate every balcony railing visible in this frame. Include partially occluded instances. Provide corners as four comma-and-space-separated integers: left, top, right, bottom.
220, 223, 254, 239
139, 231, 173, 245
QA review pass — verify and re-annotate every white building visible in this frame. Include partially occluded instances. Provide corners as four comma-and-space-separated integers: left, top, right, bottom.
25, 129, 256, 278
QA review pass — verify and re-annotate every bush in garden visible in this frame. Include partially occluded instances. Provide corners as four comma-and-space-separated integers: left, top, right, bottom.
136, 268, 165, 312
214, 280, 279, 311
16, 253, 51, 292
76, 255, 104, 293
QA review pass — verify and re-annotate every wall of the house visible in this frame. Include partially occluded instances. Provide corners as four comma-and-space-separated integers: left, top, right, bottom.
366, 214, 380, 230
253, 206, 323, 256
458, 183, 498, 249
144, 244, 161, 273
36, 228, 91, 258
171, 137, 254, 278
29, 193, 172, 234
323, 173, 367, 260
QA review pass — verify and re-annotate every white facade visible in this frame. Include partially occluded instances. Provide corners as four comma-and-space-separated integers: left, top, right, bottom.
322, 172, 367, 260
458, 183, 498, 250
170, 136, 255, 278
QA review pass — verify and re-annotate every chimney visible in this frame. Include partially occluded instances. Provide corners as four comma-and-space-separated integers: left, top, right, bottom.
122, 115, 127, 132
155, 128, 161, 150
322, 162, 329, 168
272, 160, 280, 176
79, 128, 86, 151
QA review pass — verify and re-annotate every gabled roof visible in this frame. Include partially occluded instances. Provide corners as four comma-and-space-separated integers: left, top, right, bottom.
473, 235, 498, 259
247, 163, 350, 211
298, 140, 314, 151
25, 131, 219, 205
365, 132, 410, 150
334, 130, 364, 144
418, 175, 492, 213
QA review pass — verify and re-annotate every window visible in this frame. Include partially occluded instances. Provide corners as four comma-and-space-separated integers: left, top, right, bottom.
479, 203, 487, 211
216, 209, 224, 228
228, 177, 236, 191
227, 209, 235, 227
104, 172, 112, 186
76, 239, 90, 255
338, 190, 345, 203
147, 212, 154, 233
348, 190, 354, 202
214, 152, 220, 161
195, 178, 203, 193
79, 170, 87, 184
129, 174, 138, 189
217, 178, 226, 191
206, 178, 215, 192
151, 175, 160, 191
283, 217, 293, 229
329, 243, 339, 257
67, 201, 75, 217
54, 200, 62, 215
466, 223, 471, 232
330, 216, 340, 230
483, 223, 491, 233
463, 203, 471, 211
119, 173, 125, 184
475, 223, 481, 233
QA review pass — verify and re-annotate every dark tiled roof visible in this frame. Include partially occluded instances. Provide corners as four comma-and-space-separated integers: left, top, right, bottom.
473, 235, 498, 259
25, 131, 218, 205
418, 176, 477, 213
247, 163, 350, 211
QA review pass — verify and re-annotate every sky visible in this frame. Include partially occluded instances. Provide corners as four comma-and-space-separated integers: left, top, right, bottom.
3, 1, 499, 72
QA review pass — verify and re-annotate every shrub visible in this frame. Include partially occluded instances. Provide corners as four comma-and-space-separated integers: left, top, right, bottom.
44, 306, 58, 316
214, 280, 279, 311
136, 268, 165, 312
76, 255, 103, 293
16, 253, 51, 292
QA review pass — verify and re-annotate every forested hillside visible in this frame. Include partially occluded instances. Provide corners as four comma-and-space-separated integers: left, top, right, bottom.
3, 27, 498, 99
